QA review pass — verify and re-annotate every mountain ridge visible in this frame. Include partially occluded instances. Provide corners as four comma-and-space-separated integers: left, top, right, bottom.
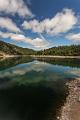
0, 40, 35, 56
0, 41, 80, 56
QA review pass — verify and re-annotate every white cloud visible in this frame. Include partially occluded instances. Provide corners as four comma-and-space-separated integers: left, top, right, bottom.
22, 8, 77, 35
0, 0, 33, 17
30, 38, 50, 49
0, 32, 50, 49
65, 33, 80, 41
0, 17, 20, 32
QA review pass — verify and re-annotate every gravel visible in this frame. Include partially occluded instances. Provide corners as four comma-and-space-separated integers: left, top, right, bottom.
59, 78, 80, 120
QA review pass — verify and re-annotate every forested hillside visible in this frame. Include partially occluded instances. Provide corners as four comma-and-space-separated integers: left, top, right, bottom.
36, 45, 80, 56
0, 41, 80, 56
0, 41, 35, 56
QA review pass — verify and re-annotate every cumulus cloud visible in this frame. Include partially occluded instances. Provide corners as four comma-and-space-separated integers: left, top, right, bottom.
65, 33, 80, 41
22, 8, 77, 35
10, 34, 50, 49
0, 32, 50, 49
0, 17, 20, 32
0, 0, 33, 17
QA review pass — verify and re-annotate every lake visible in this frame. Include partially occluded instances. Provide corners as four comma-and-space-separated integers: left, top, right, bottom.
0, 57, 80, 120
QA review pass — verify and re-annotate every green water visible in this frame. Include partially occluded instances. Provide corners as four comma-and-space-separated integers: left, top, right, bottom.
0, 57, 80, 120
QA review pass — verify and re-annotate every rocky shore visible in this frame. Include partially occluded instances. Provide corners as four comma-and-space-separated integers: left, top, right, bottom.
59, 78, 80, 120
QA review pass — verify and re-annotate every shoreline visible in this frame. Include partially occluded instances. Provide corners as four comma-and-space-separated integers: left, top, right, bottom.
1, 55, 80, 59
0, 55, 21, 58
60, 78, 80, 120
31, 55, 80, 59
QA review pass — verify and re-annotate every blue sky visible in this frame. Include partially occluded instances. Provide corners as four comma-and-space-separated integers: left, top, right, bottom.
0, 0, 80, 50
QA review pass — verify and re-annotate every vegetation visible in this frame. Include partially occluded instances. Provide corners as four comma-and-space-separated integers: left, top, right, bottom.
36, 45, 80, 56
0, 41, 35, 56
0, 41, 80, 56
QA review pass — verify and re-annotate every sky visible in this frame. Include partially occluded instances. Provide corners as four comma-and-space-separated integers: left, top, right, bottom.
0, 0, 80, 50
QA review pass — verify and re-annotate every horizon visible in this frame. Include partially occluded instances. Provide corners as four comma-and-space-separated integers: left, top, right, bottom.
1, 40, 80, 51
0, 0, 80, 50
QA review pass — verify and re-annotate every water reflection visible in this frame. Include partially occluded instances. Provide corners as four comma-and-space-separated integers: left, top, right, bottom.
0, 56, 33, 70
0, 57, 80, 120
0, 60, 80, 87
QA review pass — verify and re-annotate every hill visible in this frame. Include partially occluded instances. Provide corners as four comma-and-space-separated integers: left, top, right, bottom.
0, 41, 35, 56
36, 45, 80, 56
0, 41, 80, 56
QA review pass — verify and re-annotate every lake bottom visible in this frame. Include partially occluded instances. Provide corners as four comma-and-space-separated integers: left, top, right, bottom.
0, 83, 67, 120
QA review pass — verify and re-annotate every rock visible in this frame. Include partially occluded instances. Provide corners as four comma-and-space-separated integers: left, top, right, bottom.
60, 78, 80, 120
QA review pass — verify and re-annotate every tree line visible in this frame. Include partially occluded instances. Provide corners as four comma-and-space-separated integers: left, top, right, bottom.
36, 45, 80, 56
